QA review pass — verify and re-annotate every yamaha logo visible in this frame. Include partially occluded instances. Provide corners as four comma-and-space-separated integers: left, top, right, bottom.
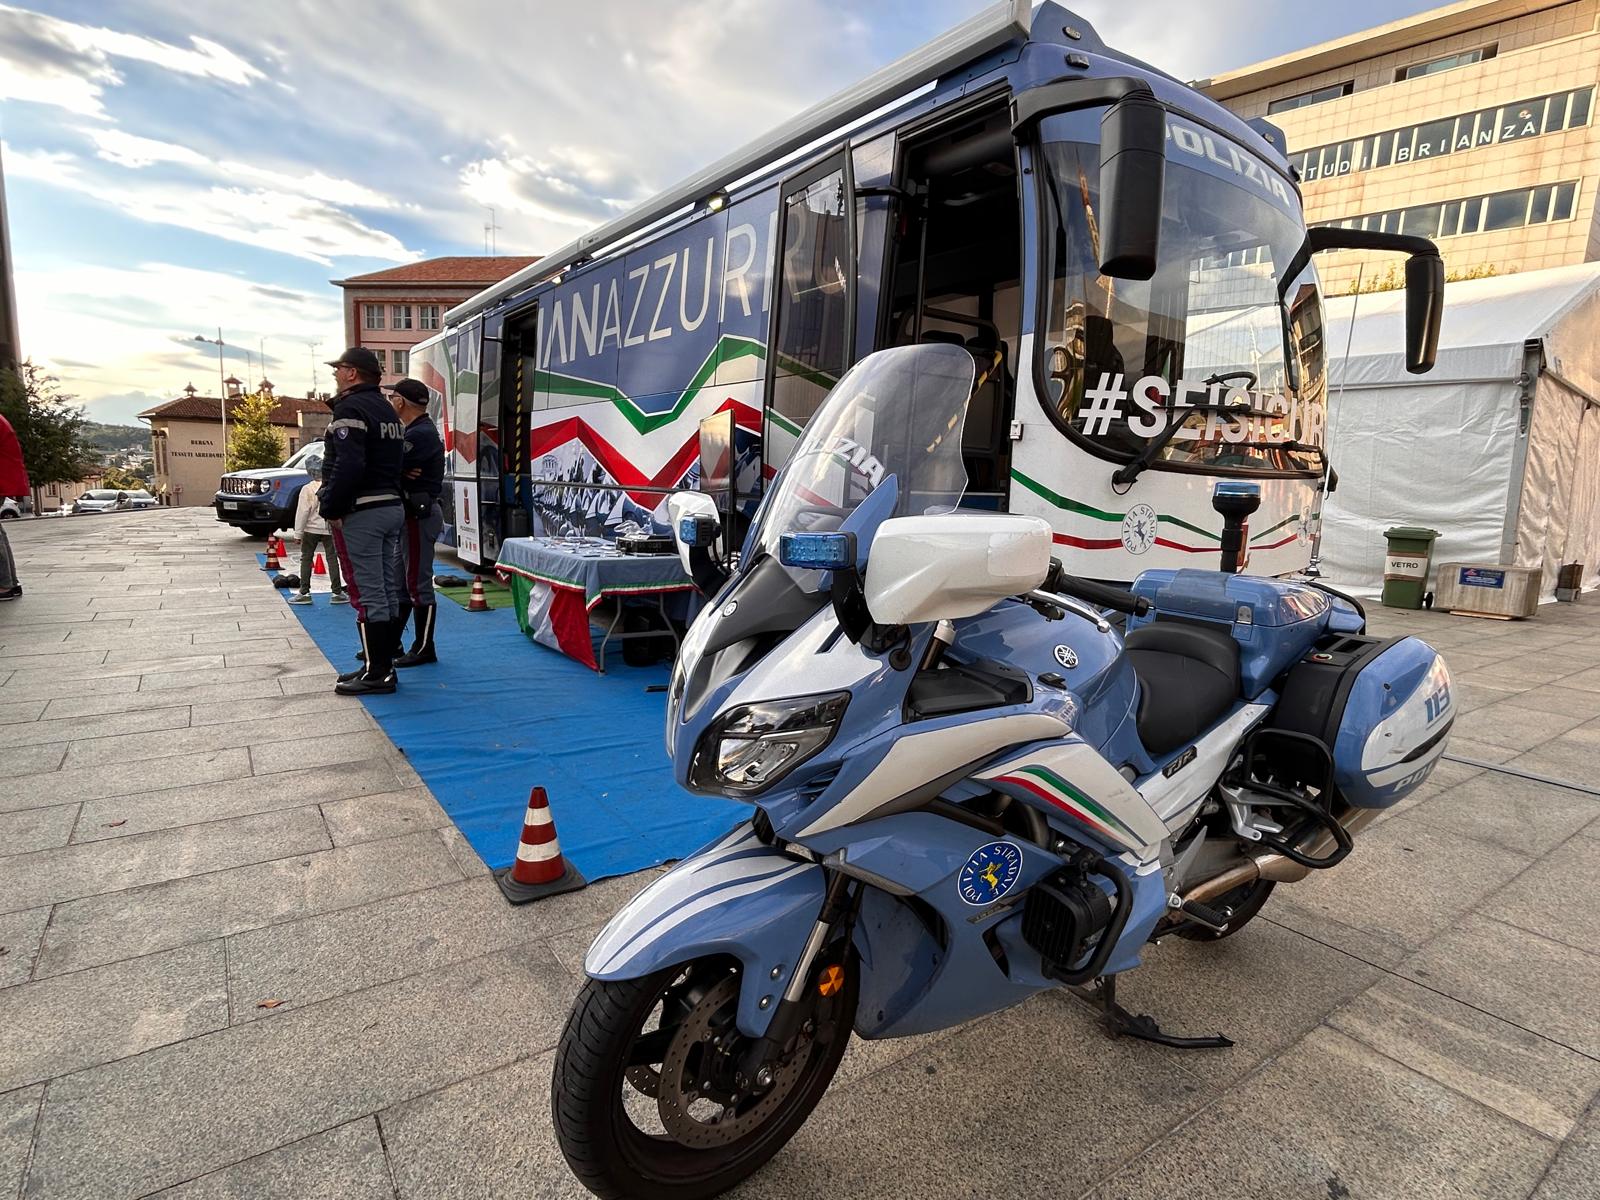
1052, 645, 1078, 669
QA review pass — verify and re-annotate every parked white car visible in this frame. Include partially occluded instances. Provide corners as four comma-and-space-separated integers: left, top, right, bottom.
72, 489, 156, 514
0, 497, 21, 519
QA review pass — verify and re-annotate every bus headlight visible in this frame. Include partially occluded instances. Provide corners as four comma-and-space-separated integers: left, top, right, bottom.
689, 692, 849, 796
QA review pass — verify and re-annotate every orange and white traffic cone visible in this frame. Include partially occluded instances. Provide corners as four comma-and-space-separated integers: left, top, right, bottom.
494, 787, 587, 903
467, 576, 490, 612
263, 539, 281, 571
313, 551, 327, 576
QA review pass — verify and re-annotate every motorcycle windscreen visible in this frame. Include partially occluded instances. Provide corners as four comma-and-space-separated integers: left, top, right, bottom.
754, 342, 976, 592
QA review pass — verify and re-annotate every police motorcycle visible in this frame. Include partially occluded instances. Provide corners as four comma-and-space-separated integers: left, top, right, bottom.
550, 328, 1455, 1196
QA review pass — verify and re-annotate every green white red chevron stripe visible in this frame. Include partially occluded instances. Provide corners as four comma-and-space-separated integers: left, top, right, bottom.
988, 763, 1142, 850
1011, 468, 1301, 554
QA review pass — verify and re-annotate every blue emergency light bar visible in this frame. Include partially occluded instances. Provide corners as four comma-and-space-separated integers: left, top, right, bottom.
678, 515, 719, 548
778, 532, 856, 571
1212, 481, 1262, 499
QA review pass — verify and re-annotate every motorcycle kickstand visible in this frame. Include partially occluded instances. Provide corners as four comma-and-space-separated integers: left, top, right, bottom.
1089, 975, 1234, 1051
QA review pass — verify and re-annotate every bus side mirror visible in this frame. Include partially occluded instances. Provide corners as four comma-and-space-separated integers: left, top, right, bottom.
1405, 253, 1444, 375
1097, 94, 1166, 280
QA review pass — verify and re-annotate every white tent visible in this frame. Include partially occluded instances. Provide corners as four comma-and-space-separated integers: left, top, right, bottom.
1319, 262, 1600, 598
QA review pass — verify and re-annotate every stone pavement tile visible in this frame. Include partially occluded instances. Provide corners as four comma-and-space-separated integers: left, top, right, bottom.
1449, 700, 1590, 753
1112, 919, 1384, 1084
0, 804, 79, 857
149, 1119, 393, 1200
319, 787, 449, 846
745, 992, 1212, 1200
0, 706, 191, 750
1471, 659, 1578, 689
0, 699, 47, 725
1267, 816, 1532, 968
0, 743, 66, 780
1402, 916, 1600, 1058
74, 758, 403, 843
64, 706, 375, 770
1503, 684, 1600, 721
25, 941, 573, 1199
379, 1049, 585, 1200
1530, 1097, 1600, 1200
0, 942, 227, 1091
227, 876, 552, 1019
1329, 975, 1600, 1141
186, 690, 346, 727
1501, 721, 1600, 783
36, 829, 465, 978
1455, 679, 1527, 713
1559, 666, 1600, 694
137, 664, 284, 691
0, 748, 253, 813
1079, 1026, 1554, 1200
222, 649, 327, 671
193, 626, 310, 645
41, 680, 284, 720
250, 730, 396, 776
59, 629, 198, 651
1, 1084, 44, 1200
0, 649, 107, 672
0, 673, 142, 702
0, 626, 69, 649
3, 654, 225, 689
1405, 771, 1600, 856
1444, 736, 1519, 764
278, 671, 338, 697
0, 806, 331, 914
437, 825, 491, 877
0, 908, 50, 988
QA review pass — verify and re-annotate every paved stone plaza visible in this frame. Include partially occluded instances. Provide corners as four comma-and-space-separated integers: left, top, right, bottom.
1, 508, 1597, 1199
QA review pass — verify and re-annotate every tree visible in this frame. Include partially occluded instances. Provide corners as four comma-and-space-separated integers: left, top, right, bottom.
226, 390, 287, 470
0, 361, 94, 505
100, 466, 147, 492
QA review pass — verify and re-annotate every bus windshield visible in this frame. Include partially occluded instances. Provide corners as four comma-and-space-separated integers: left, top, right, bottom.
1037, 122, 1327, 476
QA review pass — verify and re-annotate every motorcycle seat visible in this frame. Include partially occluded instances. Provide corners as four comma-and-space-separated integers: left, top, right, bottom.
1123, 620, 1241, 757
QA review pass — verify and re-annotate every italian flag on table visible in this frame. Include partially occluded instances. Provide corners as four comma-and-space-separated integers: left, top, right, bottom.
524, 580, 599, 670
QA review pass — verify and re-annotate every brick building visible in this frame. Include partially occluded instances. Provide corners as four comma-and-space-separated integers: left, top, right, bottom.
330, 257, 536, 384
1196, 0, 1600, 294
140, 380, 325, 507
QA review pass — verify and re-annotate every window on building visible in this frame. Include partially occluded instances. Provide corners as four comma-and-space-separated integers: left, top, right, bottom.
363, 304, 386, 330
392, 305, 413, 330
372, 349, 386, 372
419, 305, 441, 330
1396, 45, 1495, 82
1319, 181, 1580, 242
1291, 86, 1595, 183
392, 349, 409, 375
1268, 80, 1354, 115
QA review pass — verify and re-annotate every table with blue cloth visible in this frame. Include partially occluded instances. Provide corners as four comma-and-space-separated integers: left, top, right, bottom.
494, 536, 695, 672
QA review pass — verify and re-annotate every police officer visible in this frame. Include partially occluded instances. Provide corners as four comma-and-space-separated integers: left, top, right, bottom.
386, 378, 446, 666
321, 347, 406, 695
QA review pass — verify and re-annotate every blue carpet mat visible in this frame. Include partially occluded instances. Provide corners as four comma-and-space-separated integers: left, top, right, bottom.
269, 560, 744, 881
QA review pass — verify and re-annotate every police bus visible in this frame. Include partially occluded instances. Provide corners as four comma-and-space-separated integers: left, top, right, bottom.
415, 0, 1439, 578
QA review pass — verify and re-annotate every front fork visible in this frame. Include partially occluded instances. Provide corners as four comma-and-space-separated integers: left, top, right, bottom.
735, 868, 856, 1090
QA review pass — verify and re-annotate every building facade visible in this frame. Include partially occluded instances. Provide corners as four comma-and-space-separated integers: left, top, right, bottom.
1198, 0, 1600, 294
140, 381, 322, 507
330, 256, 536, 385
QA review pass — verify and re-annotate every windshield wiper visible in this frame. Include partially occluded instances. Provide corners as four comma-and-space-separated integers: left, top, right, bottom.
1110, 400, 1276, 487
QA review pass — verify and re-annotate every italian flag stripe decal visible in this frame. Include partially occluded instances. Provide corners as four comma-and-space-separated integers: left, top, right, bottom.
993, 764, 1141, 848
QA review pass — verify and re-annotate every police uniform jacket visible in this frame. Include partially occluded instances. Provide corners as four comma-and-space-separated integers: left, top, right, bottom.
319, 383, 405, 519
402, 415, 446, 500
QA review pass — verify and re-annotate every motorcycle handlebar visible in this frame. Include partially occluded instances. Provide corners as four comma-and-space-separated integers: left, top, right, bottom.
1043, 560, 1151, 617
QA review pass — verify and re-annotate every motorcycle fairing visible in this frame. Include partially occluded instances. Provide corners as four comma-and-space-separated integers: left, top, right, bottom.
1133, 701, 1274, 830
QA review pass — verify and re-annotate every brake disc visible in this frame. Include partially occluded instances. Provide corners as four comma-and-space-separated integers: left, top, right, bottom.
656, 974, 809, 1148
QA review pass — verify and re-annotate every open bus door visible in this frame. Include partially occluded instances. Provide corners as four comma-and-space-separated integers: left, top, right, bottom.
763, 147, 856, 475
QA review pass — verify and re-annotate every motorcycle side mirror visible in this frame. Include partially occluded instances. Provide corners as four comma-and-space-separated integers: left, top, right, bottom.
1097, 94, 1167, 280
863, 513, 1053, 626
667, 491, 727, 595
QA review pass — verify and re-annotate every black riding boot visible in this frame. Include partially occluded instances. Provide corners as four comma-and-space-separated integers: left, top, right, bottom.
337, 620, 398, 694
395, 603, 438, 667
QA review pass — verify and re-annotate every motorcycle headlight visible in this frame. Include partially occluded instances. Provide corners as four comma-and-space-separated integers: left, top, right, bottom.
689, 691, 849, 796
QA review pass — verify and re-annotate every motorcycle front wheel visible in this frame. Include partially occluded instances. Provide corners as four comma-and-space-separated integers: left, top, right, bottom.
552, 956, 857, 1200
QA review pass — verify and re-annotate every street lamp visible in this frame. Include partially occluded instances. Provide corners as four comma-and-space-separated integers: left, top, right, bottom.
193, 329, 227, 463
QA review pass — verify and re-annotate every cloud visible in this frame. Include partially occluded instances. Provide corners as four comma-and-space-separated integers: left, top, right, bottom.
0, 3, 261, 117
14, 261, 345, 420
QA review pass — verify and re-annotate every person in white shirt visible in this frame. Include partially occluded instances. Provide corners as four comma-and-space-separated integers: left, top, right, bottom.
289, 478, 348, 605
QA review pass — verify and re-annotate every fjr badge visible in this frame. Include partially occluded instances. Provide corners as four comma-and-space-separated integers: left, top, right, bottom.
1122, 503, 1157, 554
958, 841, 1024, 907
1053, 645, 1079, 669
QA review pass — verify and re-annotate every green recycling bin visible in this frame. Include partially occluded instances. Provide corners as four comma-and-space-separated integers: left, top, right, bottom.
1382, 526, 1440, 609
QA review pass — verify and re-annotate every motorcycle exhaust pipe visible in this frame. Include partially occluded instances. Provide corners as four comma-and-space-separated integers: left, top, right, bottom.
1181, 805, 1381, 905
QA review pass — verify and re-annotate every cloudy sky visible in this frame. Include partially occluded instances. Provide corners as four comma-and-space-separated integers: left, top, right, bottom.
2, 0, 1441, 424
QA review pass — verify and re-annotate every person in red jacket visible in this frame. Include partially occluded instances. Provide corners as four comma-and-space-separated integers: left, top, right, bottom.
0, 409, 26, 599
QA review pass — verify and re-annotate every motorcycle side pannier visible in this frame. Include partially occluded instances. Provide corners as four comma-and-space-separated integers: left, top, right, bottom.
1270, 634, 1454, 809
